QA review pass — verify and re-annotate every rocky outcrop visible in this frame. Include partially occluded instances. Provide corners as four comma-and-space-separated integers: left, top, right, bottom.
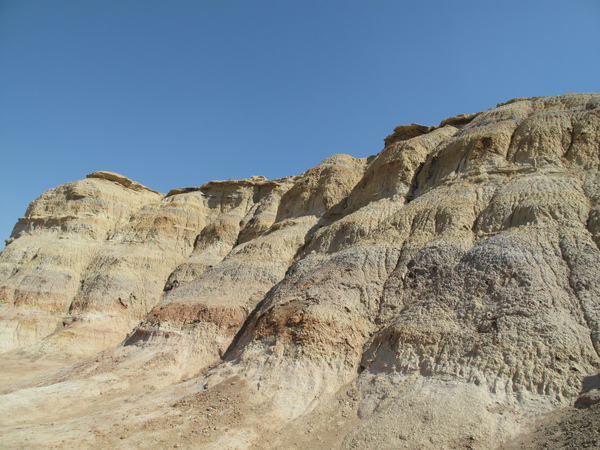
0, 172, 297, 358
1, 93, 599, 449
124, 154, 369, 380
204, 93, 600, 446
0, 173, 162, 354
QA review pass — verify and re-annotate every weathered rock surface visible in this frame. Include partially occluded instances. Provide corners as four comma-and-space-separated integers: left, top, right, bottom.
0, 172, 162, 355
122, 154, 368, 384
0, 172, 296, 359
1, 93, 599, 449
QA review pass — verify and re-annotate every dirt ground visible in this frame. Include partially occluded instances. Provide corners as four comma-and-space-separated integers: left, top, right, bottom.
497, 403, 600, 449
1, 356, 598, 449
0, 355, 76, 389
0, 356, 361, 449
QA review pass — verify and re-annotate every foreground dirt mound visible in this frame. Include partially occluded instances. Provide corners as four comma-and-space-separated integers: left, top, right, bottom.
1, 93, 599, 448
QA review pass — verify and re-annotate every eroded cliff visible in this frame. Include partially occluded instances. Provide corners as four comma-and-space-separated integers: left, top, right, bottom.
1, 93, 599, 449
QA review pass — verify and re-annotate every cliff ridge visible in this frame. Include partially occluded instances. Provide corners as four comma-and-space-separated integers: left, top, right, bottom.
1, 93, 599, 449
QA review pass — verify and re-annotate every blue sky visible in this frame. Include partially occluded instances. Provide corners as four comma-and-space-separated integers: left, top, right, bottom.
1, 0, 599, 243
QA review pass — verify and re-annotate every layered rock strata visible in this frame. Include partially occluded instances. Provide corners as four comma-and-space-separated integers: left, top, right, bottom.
0, 172, 296, 358
1, 93, 599, 448
123, 154, 369, 381
0, 172, 162, 354
203, 93, 600, 446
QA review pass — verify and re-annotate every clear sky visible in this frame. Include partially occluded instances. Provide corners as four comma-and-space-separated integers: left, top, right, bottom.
1, 0, 599, 244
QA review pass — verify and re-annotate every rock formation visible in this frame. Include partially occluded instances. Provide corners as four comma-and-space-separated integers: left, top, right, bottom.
0, 93, 599, 448
0, 172, 162, 355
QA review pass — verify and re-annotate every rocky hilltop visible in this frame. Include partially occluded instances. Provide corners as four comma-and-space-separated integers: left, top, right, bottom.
1, 93, 599, 449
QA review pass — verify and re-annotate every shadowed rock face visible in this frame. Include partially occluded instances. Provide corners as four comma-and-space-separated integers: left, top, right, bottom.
1, 93, 599, 449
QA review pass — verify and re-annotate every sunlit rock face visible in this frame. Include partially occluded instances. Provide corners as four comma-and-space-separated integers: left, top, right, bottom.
1, 93, 600, 449
210, 93, 600, 447
0, 171, 299, 357
0, 172, 162, 354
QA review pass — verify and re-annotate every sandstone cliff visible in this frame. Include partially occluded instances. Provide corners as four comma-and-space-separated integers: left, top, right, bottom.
0, 172, 296, 358
1, 93, 599, 449
0, 172, 162, 354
